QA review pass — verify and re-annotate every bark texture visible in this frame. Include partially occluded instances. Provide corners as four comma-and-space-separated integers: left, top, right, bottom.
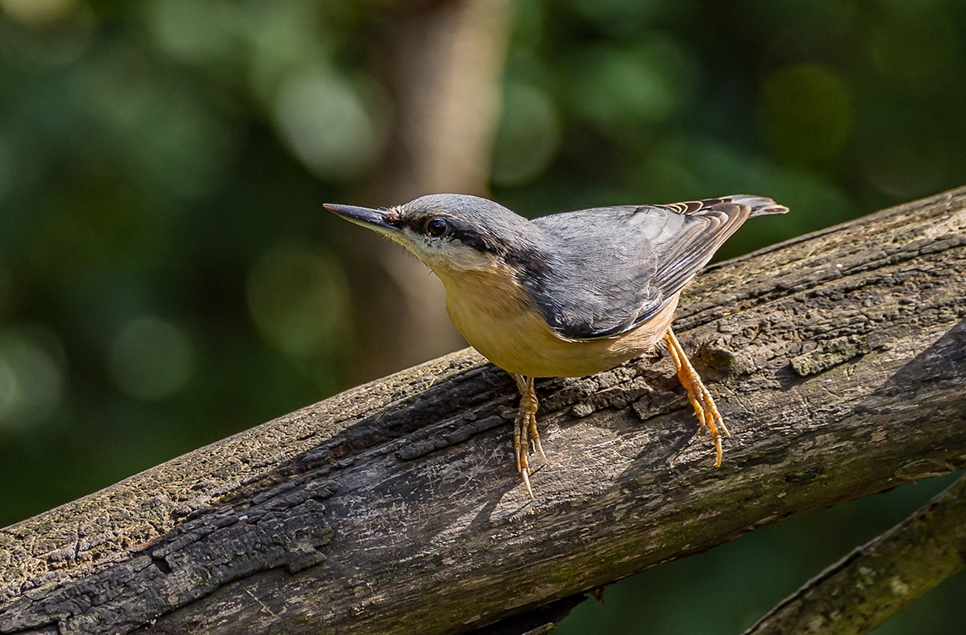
2, 187, 966, 635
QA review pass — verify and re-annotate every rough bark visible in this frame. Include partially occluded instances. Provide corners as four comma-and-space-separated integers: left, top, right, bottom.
2, 186, 966, 635
744, 472, 966, 635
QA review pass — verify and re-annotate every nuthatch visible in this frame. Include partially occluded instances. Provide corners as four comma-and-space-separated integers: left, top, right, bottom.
325, 194, 788, 498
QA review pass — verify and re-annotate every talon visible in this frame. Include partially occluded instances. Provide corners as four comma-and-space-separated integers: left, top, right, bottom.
512, 374, 547, 496
521, 464, 534, 499
531, 432, 548, 466
664, 327, 728, 466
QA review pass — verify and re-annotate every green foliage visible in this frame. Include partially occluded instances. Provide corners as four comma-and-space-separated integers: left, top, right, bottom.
0, 0, 369, 522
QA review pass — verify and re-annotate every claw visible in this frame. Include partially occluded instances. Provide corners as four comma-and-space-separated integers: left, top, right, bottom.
521, 464, 534, 500
530, 420, 548, 466
664, 327, 728, 466
512, 373, 547, 497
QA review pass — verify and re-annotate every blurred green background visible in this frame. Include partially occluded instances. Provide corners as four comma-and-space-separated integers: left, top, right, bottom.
1, 0, 964, 633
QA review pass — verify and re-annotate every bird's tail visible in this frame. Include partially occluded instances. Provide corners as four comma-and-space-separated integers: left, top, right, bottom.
724, 195, 789, 217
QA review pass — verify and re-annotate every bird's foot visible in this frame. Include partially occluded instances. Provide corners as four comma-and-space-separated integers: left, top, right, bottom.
512, 374, 548, 499
664, 327, 730, 466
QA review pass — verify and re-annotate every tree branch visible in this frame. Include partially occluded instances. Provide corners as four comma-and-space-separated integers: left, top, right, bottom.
2, 187, 966, 635
744, 472, 966, 635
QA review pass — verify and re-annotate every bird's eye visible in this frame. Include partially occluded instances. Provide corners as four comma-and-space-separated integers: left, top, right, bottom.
425, 218, 448, 237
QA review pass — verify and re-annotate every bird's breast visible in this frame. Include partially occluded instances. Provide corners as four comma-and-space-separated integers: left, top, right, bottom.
435, 264, 677, 378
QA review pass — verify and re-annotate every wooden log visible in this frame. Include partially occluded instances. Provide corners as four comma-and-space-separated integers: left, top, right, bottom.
2, 187, 965, 635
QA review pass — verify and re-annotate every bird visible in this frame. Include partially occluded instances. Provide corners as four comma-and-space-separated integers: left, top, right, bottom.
324, 194, 788, 498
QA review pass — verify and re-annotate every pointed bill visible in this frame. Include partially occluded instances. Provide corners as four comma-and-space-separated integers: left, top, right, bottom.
323, 203, 398, 233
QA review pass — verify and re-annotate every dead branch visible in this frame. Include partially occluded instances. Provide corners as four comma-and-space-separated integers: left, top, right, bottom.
1, 187, 965, 635
744, 472, 966, 635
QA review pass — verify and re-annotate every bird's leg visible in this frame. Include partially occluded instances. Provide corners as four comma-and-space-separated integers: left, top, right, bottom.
664, 327, 730, 466
512, 374, 547, 499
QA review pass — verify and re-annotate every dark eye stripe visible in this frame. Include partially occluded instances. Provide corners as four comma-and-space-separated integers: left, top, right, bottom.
397, 215, 550, 280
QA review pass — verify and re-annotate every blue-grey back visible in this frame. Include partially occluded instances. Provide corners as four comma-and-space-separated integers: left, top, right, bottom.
525, 196, 787, 339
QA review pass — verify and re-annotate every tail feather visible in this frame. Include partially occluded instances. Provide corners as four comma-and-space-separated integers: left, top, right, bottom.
722, 194, 789, 217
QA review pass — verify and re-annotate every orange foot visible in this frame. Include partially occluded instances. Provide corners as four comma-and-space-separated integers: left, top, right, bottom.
512, 374, 549, 499
664, 326, 730, 466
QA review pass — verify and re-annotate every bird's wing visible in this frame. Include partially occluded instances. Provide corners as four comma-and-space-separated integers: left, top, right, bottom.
528, 195, 787, 339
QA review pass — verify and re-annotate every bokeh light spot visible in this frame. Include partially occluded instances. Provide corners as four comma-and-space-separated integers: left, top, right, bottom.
0, 329, 64, 430
0, 358, 16, 420
0, 0, 77, 27
865, 143, 944, 199
247, 243, 348, 357
108, 317, 194, 401
759, 64, 852, 166
272, 67, 386, 181
572, 41, 686, 132
147, 0, 239, 63
492, 83, 561, 186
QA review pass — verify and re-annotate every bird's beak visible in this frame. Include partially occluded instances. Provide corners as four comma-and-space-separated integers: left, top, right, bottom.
323, 203, 398, 233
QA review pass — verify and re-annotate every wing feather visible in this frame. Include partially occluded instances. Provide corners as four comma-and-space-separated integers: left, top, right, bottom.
526, 195, 787, 339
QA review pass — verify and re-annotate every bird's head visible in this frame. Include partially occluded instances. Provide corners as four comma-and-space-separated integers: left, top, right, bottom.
324, 194, 541, 275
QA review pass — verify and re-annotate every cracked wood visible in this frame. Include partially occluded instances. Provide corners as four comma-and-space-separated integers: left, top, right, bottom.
1, 187, 966, 635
